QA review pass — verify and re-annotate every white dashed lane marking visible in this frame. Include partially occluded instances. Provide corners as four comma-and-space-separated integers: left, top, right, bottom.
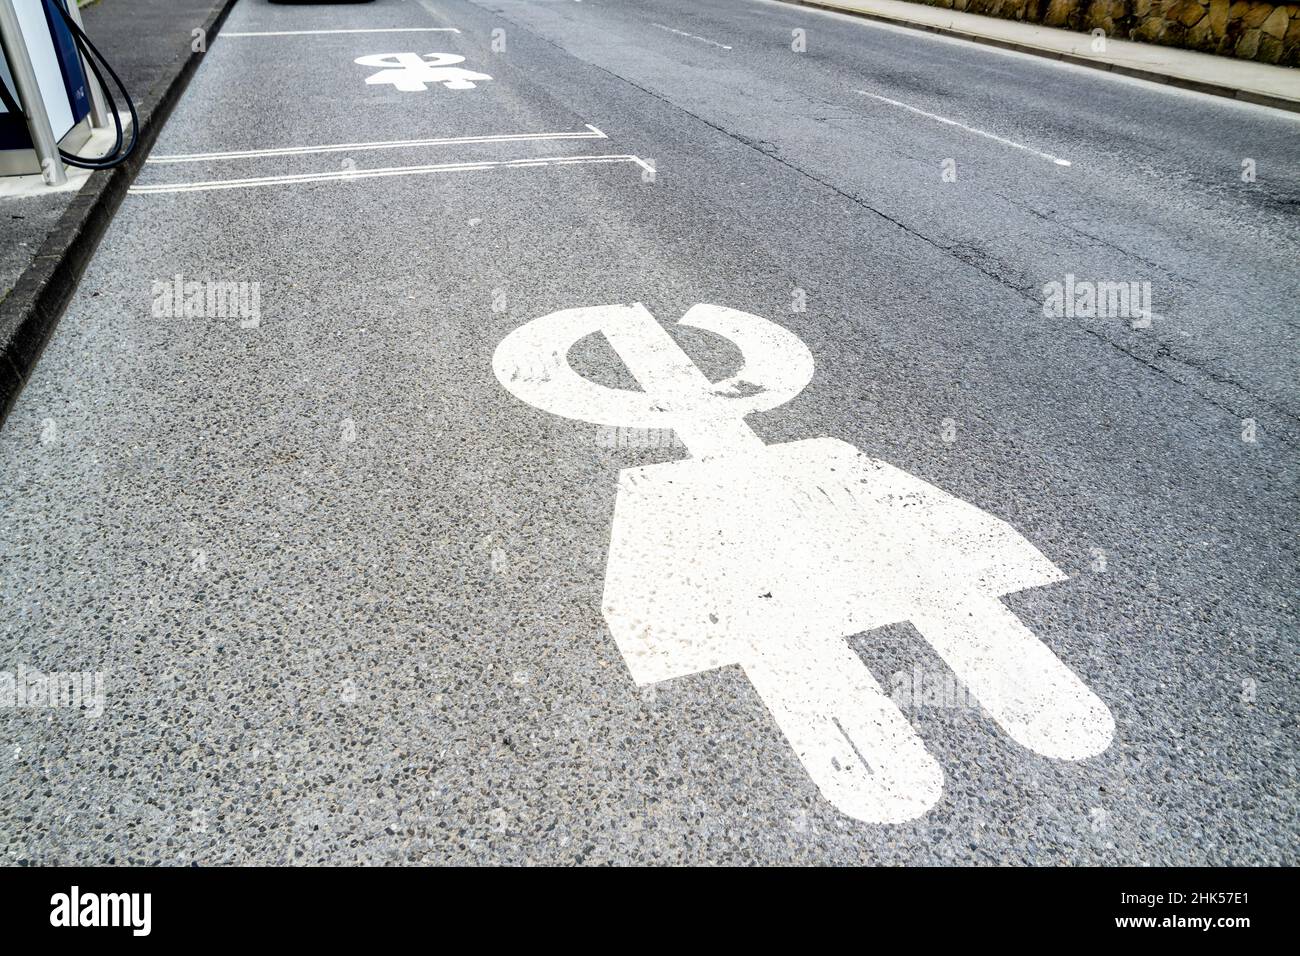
650, 23, 733, 50
857, 90, 1073, 166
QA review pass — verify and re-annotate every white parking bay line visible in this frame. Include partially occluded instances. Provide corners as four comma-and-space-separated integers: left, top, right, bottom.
128, 154, 652, 195
222, 28, 462, 38
148, 126, 609, 164
856, 90, 1072, 166
650, 23, 732, 50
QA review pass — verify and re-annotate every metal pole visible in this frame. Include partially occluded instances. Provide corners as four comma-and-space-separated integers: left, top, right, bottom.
61, 0, 108, 129
0, 0, 68, 185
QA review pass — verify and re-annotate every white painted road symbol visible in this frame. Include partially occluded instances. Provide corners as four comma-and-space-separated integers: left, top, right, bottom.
355, 52, 492, 91
493, 303, 1114, 824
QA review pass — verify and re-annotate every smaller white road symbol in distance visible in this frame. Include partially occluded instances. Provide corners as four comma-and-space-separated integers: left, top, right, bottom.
356, 52, 492, 91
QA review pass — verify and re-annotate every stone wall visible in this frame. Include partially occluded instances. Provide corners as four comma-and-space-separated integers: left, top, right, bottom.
909, 0, 1300, 66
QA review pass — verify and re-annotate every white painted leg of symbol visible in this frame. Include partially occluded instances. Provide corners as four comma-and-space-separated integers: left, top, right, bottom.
911, 596, 1115, 760
740, 635, 944, 824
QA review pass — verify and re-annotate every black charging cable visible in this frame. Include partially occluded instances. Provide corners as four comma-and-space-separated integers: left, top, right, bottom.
53, 0, 138, 169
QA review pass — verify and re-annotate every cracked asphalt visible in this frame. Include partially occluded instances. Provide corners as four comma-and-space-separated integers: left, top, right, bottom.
0, 0, 1296, 864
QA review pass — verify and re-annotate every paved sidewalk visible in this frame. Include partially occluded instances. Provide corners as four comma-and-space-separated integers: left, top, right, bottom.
788, 0, 1300, 110
0, 0, 237, 421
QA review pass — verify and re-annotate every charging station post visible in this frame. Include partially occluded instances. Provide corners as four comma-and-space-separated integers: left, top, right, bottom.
0, 0, 138, 184
0, 0, 68, 184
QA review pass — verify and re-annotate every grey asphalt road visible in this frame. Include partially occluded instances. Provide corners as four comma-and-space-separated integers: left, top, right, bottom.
0, 0, 1296, 865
